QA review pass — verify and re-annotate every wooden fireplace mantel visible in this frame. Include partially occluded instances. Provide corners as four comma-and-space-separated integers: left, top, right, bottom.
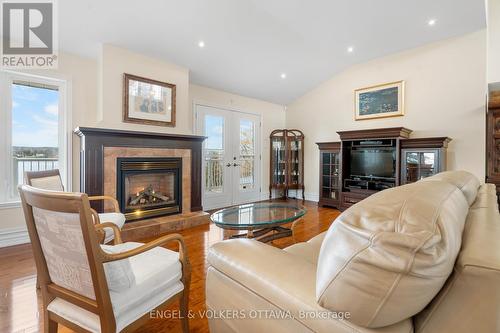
74, 127, 206, 212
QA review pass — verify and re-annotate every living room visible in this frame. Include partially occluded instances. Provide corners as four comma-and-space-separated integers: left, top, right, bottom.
0, 1, 499, 332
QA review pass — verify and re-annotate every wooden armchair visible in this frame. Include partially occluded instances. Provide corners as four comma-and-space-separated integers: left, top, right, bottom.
25, 169, 125, 244
19, 185, 191, 333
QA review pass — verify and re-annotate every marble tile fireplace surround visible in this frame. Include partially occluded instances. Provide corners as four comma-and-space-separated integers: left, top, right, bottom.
74, 127, 208, 240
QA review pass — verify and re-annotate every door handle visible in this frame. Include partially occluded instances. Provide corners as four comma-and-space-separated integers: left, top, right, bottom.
226, 163, 232, 167
233, 163, 240, 167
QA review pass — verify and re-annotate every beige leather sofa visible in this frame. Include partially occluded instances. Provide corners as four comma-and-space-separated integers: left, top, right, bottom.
206, 171, 500, 332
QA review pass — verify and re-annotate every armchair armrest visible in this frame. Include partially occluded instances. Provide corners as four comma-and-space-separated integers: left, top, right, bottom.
88, 195, 120, 212
91, 209, 122, 244
99, 233, 190, 287
100, 233, 188, 267
95, 222, 123, 244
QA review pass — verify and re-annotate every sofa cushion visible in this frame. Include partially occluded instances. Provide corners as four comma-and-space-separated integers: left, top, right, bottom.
316, 180, 468, 328
421, 170, 480, 206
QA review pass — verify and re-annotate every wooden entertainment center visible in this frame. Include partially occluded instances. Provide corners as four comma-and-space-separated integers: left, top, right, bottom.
317, 127, 451, 211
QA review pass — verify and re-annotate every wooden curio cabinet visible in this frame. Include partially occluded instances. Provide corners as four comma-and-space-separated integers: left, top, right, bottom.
317, 142, 341, 208
269, 129, 305, 200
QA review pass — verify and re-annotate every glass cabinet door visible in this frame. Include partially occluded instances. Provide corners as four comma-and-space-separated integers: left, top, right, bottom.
288, 138, 302, 185
402, 149, 440, 184
271, 136, 286, 185
321, 151, 340, 201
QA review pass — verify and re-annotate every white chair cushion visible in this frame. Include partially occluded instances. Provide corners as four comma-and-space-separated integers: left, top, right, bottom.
47, 242, 184, 333
98, 213, 126, 243
100, 244, 136, 292
30, 175, 64, 191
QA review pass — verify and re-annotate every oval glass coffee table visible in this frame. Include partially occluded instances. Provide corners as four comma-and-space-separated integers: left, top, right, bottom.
210, 202, 306, 243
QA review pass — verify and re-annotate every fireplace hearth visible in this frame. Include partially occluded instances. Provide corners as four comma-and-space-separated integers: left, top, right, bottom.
117, 157, 182, 221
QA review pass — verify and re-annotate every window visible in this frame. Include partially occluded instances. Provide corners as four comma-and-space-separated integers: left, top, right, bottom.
0, 71, 69, 205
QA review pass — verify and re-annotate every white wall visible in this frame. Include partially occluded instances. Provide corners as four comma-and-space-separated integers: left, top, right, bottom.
286, 31, 487, 200
488, 0, 500, 83
189, 84, 285, 198
98, 44, 192, 134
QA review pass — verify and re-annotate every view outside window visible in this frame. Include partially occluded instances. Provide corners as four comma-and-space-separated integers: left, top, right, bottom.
239, 119, 255, 190
204, 115, 224, 193
12, 82, 59, 193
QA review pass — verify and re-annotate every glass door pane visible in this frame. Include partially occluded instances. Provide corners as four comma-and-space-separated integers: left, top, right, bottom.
289, 139, 301, 185
272, 136, 285, 185
421, 152, 436, 178
204, 114, 225, 193
405, 152, 420, 183
233, 113, 261, 205
197, 104, 235, 210
239, 119, 255, 190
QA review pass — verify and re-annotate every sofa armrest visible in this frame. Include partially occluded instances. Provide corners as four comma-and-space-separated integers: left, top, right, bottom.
208, 239, 318, 305
207, 239, 413, 333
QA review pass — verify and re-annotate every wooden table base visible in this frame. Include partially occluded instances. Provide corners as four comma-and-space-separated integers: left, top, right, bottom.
230, 226, 293, 243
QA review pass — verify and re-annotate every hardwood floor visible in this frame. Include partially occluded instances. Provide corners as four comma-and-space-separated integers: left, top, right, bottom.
0, 200, 340, 333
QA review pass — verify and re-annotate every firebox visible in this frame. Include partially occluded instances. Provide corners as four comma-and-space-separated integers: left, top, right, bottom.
116, 157, 182, 222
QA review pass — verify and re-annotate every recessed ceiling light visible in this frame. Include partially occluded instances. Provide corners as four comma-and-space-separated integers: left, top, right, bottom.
280, 73, 287, 79
428, 19, 436, 26
347, 46, 354, 53
198, 40, 205, 48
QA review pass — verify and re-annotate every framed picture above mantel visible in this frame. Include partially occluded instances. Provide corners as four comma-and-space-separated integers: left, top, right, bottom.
123, 73, 176, 127
355, 80, 405, 121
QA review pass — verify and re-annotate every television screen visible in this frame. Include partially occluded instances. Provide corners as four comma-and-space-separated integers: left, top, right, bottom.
350, 149, 395, 178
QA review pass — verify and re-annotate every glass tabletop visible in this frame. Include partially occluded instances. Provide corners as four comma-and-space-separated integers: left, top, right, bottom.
210, 202, 306, 229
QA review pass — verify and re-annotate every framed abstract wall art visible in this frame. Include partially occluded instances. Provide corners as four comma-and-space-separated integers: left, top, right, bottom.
123, 73, 176, 127
355, 80, 405, 120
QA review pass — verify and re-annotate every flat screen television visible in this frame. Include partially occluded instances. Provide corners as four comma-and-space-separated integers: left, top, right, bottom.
350, 149, 395, 179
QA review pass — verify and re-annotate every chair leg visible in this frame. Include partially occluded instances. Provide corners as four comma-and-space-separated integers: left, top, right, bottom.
36, 276, 40, 290
180, 289, 190, 333
44, 312, 58, 333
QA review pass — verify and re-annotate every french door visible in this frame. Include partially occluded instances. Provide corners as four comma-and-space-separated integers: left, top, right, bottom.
195, 104, 261, 210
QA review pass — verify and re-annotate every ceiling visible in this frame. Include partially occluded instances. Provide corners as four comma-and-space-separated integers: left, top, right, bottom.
59, 0, 486, 104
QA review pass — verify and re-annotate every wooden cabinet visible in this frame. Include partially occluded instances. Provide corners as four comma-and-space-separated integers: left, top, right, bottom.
270, 129, 305, 200
487, 90, 500, 199
400, 138, 450, 184
317, 142, 341, 208
317, 128, 451, 211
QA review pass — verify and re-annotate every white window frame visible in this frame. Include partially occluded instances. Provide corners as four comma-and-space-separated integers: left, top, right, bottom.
0, 70, 71, 208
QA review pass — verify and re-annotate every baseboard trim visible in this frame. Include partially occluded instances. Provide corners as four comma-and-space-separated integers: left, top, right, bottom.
304, 192, 319, 202
266, 190, 319, 202
0, 227, 30, 248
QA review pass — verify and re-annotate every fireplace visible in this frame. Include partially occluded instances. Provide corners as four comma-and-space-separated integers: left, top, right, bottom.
116, 157, 182, 222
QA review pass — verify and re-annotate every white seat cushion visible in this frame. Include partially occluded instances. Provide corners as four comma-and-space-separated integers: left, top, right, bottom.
100, 244, 136, 292
47, 242, 184, 333
98, 213, 126, 243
